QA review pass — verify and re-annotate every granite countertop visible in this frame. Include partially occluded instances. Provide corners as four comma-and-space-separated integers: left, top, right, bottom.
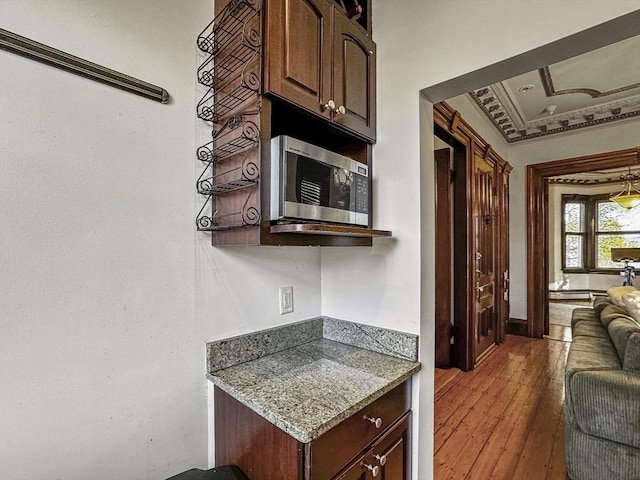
208, 338, 421, 443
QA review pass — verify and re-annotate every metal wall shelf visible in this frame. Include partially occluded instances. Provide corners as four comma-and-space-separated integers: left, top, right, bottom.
196, 0, 262, 233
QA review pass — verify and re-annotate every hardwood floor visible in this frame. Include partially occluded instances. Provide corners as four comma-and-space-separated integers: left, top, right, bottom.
434, 335, 571, 480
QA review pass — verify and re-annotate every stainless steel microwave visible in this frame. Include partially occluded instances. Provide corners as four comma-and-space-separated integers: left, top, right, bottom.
270, 135, 369, 227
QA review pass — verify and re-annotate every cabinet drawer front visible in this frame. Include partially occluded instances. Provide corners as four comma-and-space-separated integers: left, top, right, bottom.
309, 381, 410, 479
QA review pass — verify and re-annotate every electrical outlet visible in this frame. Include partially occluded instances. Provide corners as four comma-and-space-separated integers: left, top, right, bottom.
279, 286, 294, 314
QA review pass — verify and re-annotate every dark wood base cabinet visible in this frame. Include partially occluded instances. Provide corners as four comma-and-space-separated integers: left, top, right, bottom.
335, 414, 411, 480
214, 382, 411, 480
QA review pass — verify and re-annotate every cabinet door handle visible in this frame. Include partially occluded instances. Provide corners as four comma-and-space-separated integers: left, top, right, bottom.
364, 415, 383, 428
321, 99, 336, 111
374, 454, 387, 466
334, 105, 346, 115
362, 463, 380, 477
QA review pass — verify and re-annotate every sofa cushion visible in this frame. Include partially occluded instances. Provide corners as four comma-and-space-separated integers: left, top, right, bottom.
623, 332, 640, 373
571, 307, 600, 329
607, 317, 640, 373
600, 304, 636, 328
593, 296, 613, 316
573, 321, 610, 340
564, 335, 622, 428
566, 335, 621, 376
569, 370, 640, 449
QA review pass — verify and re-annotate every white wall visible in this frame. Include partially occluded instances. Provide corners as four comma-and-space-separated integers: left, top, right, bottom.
508, 117, 640, 317
2, 1, 639, 479
323, 1, 640, 479
0, 1, 322, 479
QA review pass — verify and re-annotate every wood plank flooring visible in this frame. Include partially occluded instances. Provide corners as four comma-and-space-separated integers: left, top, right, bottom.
434, 334, 571, 480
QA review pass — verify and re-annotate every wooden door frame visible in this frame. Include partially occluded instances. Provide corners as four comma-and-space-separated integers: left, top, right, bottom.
526, 147, 640, 338
434, 102, 511, 370
434, 125, 472, 371
434, 148, 453, 368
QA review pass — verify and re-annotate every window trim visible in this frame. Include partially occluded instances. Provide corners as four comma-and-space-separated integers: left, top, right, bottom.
561, 194, 588, 273
561, 193, 640, 274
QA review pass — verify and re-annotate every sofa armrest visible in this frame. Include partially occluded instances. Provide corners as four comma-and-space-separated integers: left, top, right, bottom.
566, 369, 640, 448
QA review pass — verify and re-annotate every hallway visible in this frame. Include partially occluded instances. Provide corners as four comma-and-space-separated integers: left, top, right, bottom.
434, 335, 570, 479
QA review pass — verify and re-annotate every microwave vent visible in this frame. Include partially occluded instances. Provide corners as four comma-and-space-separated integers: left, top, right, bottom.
300, 180, 321, 206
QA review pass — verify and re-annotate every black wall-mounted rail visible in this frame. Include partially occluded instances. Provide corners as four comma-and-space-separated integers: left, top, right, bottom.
0, 28, 169, 104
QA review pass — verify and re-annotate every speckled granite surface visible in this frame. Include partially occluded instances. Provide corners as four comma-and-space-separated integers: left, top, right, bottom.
208, 338, 420, 443
207, 318, 324, 373
323, 317, 418, 361
207, 317, 418, 373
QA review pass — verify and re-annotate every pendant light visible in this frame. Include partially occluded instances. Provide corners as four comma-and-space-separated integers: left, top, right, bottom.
610, 166, 640, 210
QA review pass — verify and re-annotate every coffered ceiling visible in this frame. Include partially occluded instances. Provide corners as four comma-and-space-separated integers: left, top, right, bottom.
469, 35, 640, 143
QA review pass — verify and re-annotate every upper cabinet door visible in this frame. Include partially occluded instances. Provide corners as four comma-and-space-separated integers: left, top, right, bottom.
265, 0, 332, 119
332, 9, 376, 141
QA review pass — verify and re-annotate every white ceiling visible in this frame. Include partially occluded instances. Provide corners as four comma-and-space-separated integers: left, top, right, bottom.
468, 35, 640, 142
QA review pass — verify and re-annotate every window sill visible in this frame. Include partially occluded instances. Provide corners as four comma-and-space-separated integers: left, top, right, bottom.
561, 269, 622, 275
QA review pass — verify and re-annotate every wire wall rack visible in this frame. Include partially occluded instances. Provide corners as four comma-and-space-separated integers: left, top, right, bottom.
196, 0, 262, 233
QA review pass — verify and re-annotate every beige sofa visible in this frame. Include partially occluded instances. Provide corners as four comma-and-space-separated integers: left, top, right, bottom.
565, 287, 640, 480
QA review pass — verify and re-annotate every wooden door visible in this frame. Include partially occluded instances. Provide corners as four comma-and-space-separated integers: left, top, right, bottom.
434, 148, 453, 368
332, 8, 376, 141
265, 0, 332, 119
473, 152, 497, 363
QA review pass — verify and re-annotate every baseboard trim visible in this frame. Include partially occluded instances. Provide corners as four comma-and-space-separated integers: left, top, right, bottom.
507, 318, 528, 337
548, 289, 606, 301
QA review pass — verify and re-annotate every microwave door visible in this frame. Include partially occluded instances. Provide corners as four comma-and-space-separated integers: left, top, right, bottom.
282, 153, 331, 222
329, 167, 354, 211
295, 157, 330, 206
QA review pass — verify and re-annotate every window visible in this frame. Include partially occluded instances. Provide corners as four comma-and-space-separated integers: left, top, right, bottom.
562, 194, 640, 272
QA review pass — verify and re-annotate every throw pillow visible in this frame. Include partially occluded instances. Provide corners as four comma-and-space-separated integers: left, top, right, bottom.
607, 286, 637, 308
622, 291, 640, 324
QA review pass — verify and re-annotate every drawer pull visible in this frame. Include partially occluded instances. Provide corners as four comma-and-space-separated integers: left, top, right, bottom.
364, 415, 383, 428
374, 453, 387, 466
362, 463, 380, 477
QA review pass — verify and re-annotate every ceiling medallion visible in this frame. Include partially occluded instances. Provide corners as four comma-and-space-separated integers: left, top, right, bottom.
518, 85, 535, 93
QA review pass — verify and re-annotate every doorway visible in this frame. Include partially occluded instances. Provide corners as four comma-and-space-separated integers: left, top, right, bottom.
433, 108, 511, 371
433, 132, 469, 369
526, 147, 640, 338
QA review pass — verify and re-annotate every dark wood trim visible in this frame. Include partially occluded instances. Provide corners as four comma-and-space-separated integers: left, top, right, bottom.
560, 192, 640, 272
434, 101, 512, 371
526, 146, 640, 338
270, 224, 391, 237
434, 148, 453, 368
560, 194, 588, 271
506, 318, 528, 337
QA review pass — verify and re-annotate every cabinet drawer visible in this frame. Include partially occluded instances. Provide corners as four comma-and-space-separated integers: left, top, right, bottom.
308, 381, 410, 479
335, 413, 411, 480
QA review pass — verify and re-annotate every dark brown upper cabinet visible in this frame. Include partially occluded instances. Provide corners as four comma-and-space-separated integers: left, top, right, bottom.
265, 0, 376, 142
196, 0, 385, 246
